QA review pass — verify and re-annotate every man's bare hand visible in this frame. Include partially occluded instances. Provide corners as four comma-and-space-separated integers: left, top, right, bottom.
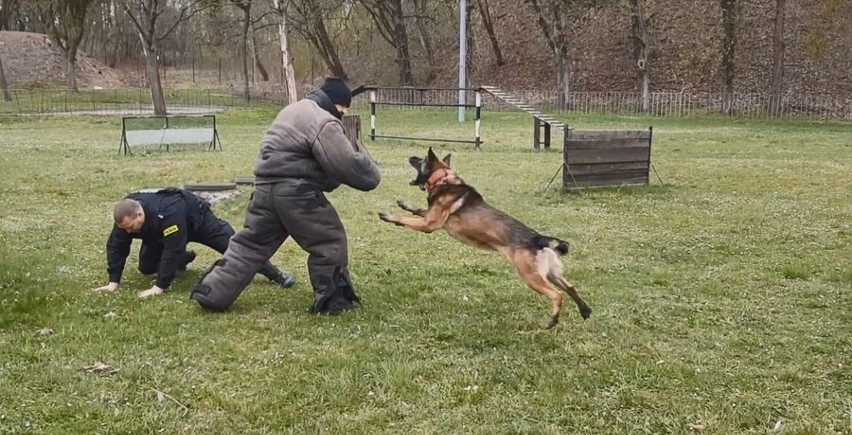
137, 286, 164, 299
93, 282, 119, 293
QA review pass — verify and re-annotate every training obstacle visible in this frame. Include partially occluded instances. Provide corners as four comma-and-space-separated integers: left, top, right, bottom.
480, 86, 566, 150
118, 114, 222, 155
360, 86, 484, 149
562, 127, 654, 190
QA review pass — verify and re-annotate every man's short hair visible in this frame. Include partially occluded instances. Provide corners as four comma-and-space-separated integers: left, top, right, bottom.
114, 199, 142, 222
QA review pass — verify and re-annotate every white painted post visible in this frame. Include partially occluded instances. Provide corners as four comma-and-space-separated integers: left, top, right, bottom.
458, 0, 467, 122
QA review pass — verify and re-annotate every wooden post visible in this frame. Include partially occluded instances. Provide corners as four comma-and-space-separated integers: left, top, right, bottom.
533, 116, 541, 150
544, 122, 551, 149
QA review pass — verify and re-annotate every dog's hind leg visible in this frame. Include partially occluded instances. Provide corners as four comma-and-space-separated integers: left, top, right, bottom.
546, 273, 592, 320
536, 247, 592, 321
506, 248, 564, 329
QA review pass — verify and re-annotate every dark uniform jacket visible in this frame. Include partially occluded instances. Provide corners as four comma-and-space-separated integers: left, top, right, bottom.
253, 90, 381, 192
106, 189, 201, 289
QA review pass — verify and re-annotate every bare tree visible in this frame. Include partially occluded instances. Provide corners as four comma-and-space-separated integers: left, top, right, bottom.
412, 0, 435, 81
272, 0, 297, 104
475, 0, 504, 66
0, 54, 11, 102
229, 0, 253, 101
466, 0, 477, 81
721, 0, 737, 115
526, 0, 600, 108
121, 0, 207, 115
630, 0, 653, 112
32, 0, 94, 92
250, 15, 269, 81
769, 0, 786, 117
1, 0, 19, 30
83, 0, 143, 69
359, 0, 413, 85
287, 0, 348, 80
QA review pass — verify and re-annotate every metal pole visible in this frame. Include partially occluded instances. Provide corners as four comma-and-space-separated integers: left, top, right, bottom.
458, 0, 467, 122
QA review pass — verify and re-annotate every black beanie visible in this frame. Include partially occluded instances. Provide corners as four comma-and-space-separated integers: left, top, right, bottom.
320, 78, 352, 107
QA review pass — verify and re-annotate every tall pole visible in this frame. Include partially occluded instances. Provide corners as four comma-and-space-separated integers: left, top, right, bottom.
458, 0, 467, 122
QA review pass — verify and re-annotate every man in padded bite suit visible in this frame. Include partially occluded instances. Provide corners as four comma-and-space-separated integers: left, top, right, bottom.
190, 77, 381, 315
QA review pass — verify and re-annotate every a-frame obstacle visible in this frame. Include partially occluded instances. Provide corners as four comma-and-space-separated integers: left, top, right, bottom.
480, 86, 565, 150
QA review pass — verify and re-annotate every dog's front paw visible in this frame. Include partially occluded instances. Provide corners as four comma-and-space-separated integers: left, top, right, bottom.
378, 212, 404, 226
396, 200, 411, 210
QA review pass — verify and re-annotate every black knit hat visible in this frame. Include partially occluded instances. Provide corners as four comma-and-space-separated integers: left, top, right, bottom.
320, 77, 352, 107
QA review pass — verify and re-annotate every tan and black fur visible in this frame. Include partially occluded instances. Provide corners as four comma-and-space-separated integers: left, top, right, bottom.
378, 147, 591, 329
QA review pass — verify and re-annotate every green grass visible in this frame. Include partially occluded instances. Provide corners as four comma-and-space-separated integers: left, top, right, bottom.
0, 108, 850, 434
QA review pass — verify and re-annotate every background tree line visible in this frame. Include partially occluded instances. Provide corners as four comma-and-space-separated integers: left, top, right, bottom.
0, 0, 849, 116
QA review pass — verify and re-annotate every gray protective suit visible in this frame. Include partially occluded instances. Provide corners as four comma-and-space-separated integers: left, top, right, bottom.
190, 89, 381, 313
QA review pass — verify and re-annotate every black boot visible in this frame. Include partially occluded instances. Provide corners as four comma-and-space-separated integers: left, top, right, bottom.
309, 268, 360, 315
178, 250, 196, 271
269, 272, 296, 288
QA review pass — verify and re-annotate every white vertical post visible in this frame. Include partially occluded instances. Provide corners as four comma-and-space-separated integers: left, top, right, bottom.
458, 0, 467, 122
369, 90, 377, 140
474, 89, 481, 149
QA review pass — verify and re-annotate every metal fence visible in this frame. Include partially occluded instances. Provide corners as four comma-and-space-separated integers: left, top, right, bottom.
0, 88, 281, 116
1, 87, 850, 120
352, 88, 852, 120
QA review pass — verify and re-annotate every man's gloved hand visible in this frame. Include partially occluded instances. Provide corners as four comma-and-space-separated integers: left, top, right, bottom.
92, 282, 119, 293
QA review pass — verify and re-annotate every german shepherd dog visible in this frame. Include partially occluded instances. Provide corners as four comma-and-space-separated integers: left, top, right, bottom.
378, 148, 592, 329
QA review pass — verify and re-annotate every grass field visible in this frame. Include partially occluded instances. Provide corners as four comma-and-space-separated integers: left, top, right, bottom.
0, 107, 850, 434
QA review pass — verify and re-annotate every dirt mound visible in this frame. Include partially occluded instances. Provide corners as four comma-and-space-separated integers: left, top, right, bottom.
0, 31, 131, 89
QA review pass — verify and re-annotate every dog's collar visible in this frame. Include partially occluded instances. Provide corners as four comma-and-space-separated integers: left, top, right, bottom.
426, 168, 454, 191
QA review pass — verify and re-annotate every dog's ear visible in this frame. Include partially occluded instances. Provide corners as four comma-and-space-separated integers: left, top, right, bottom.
442, 153, 452, 167
426, 147, 439, 163
408, 156, 423, 169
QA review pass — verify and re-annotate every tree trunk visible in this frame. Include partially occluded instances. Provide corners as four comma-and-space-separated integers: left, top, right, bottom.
769, 0, 786, 117
721, 0, 737, 115
630, 0, 651, 112
66, 47, 79, 92
144, 44, 166, 115
250, 19, 269, 82
239, 4, 251, 101
0, 55, 11, 102
466, 0, 476, 81
476, 0, 504, 66
273, 0, 298, 104
358, 0, 411, 84
527, 0, 571, 108
311, 16, 348, 80
392, 3, 413, 86
0, 0, 15, 31
37, 0, 90, 92
556, 49, 570, 110
414, 0, 435, 81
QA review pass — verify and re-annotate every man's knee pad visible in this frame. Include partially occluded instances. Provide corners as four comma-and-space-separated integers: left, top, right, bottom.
137, 264, 157, 275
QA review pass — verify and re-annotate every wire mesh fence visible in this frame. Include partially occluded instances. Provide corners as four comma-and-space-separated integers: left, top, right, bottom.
0, 88, 281, 116
1, 87, 850, 120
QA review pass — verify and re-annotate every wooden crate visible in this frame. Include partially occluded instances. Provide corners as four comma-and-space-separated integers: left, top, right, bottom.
342, 115, 361, 148
563, 127, 653, 190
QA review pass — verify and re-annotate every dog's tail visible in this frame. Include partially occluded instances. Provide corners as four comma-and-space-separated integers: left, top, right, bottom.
533, 235, 570, 256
